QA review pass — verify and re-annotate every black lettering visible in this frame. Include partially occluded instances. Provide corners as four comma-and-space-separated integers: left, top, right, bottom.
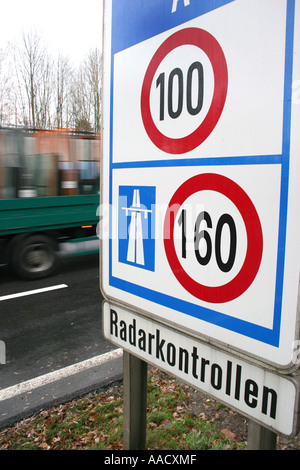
226, 361, 232, 396
167, 343, 176, 366
215, 214, 237, 272
138, 329, 146, 351
200, 357, 210, 382
186, 61, 204, 116
179, 347, 189, 374
156, 72, 165, 121
244, 379, 258, 409
262, 386, 277, 419
168, 67, 183, 119
234, 365, 242, 400
120, 320, 127, 341
148, 333, 155, 355
156, 330, 165, 362
129, 319, 136, 346
110, 309, 118, 337
211, 363, 222, 390
194, 211, 212, 266
192, 347, 199, 379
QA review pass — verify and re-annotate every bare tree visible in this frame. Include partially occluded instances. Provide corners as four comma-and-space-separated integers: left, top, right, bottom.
9, 29, 53, 128
4, 30, 102, 131
84, 48, 102, 132
69, 65, 92, 131
0, 49, 14, 125
37, 55, 54, 128
54, 54, 73, 128
68, 47, 102, 132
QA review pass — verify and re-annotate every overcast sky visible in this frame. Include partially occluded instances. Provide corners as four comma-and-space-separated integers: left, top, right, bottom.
0, 0, 103, 66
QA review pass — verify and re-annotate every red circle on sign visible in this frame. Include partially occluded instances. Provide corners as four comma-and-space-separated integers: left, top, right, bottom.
163, 174, 263, 303
141, 28, 228, 154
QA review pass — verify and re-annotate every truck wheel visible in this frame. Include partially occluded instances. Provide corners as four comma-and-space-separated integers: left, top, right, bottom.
11, 234, 60, 280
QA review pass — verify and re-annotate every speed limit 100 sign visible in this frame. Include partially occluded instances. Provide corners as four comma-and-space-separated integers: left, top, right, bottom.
141, 27, 228, 154
101, 0, 300, 371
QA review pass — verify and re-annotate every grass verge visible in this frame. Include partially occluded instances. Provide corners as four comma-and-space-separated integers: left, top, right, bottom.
0, 369, 246, 450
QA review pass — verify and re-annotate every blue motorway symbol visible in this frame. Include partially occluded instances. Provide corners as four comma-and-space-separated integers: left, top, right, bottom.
118, 186, 156, 271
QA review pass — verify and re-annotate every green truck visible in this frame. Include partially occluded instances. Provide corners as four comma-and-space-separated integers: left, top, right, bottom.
0, 128, 100, 280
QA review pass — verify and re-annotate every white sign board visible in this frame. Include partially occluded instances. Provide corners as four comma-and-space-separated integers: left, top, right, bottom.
103, 301, 300, 436
101, 0, 300, 371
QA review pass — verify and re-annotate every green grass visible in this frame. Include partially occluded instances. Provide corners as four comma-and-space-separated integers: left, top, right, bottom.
0, 370, 246, 451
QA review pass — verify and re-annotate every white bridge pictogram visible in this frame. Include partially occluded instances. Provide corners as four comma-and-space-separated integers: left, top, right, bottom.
122, 189, 152, 265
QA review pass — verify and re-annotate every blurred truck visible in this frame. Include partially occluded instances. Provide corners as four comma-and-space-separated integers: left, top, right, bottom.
0, 127, 100, 280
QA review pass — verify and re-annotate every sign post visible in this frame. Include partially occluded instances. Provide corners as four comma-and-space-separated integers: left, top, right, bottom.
123, 351, 147, 450
101, 0, 300, 448
247, 421, 277, 450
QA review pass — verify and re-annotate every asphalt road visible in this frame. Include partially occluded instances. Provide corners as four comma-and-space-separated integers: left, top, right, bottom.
0, 249, 123, 428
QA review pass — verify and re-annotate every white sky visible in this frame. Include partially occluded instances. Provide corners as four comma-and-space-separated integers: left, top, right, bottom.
0, 0, 103, 66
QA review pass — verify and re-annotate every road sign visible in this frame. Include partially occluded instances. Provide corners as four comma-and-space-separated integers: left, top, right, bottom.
101, 0, 300, 371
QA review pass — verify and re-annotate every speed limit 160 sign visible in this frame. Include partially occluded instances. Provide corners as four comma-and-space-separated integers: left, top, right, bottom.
164, 173, 263, 304
102, 0, 300, 371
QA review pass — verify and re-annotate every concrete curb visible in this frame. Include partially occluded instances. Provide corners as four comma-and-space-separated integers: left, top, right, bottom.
0, 350, 123, 431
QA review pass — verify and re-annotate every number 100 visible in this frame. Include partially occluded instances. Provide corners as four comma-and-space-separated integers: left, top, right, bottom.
156, 61, 204, 121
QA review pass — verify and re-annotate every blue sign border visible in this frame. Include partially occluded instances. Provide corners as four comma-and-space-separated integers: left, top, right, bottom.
108, 0, 296, 347
111, 0, 235, 54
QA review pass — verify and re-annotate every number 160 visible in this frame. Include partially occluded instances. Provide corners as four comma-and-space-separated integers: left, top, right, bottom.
178, 209, 237, 273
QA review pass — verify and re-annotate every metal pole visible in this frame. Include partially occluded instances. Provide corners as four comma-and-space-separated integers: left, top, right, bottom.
247, 420, 277, 450
123, 351, 148, 450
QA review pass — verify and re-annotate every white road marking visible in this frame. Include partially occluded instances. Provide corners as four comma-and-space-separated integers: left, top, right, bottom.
0, 348, 123, 402
0, 284, 68, 302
